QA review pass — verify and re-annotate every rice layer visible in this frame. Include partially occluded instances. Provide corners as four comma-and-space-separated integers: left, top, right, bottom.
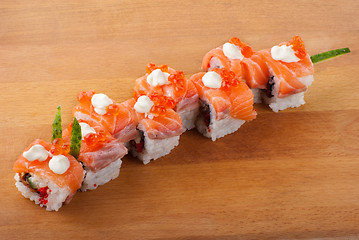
261, 75, 314, 112
251, 88, 262, 104
129, 130, 180, 165
196, 101, 245, 141
14, 173, 71, 211
178, 107, 199, 132
81, 157, 122, 191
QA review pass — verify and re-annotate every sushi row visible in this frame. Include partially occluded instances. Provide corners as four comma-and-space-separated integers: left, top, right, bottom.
13, 36, 350, 211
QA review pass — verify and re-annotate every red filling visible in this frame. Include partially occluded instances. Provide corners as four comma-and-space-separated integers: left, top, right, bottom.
37, 187, 49, 205
130, 139, 144, 153
130, 130, 145, 153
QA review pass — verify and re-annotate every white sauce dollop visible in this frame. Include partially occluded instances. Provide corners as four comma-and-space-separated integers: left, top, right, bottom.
91, 93, 113, 115
271, 45, 300, 63
23, 144, 49, 162
146, 69, 171, 87
79, 122, 96, 140
49, 155, 70, 174
202, 72, 222, 89
134, 96, 154, 113
223, 42, 244, 60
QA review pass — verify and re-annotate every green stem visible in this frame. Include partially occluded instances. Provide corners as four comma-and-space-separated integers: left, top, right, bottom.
311, 48, 350, 64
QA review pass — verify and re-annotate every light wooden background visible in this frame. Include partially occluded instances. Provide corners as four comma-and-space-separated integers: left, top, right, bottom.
0, 1, 358, 239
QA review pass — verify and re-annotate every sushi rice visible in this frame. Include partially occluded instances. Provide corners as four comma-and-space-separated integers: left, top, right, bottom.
14, 173, 73, 211
128, 125, 180, 165
196, 99, 245, 141
178, 106, 199, 132
261, 74, 314, 112
81, 157, 122, 191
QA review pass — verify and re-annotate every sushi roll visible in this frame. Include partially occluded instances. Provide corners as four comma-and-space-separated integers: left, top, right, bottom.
202, 38, 269, 103
73, 91, 138, 143
257, 36, 314, 112
134, 63, 199, 131
63, 120, 127, 191
13, 139, 84, 211
190, 68, 256, 141
122, 93, 183, 164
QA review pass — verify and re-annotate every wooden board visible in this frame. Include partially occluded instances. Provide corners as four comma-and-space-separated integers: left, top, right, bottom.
1, 0, 358, 239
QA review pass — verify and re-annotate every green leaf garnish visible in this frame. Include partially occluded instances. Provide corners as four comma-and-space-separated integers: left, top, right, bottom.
311, 48, 350, 64
69, 118, 82, 159
52, 106, 62, 142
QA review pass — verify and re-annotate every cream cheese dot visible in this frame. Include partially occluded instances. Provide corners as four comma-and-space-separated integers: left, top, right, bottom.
79, 122, 96, 140
146, 69, 171, 87
134, 96, 154, 113
91, 93, 113, 115
271, 45, 300, 63
48, 155, 70, 174
202, 71, 222, 89
223, 43, 244, 60
23, 145, 49, 162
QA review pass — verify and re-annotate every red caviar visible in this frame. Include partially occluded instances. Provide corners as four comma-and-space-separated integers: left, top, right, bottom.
84, 130, 106, 148
229, 38, 254, 58
149, 93, 176, 114
168, 71, 186, 95
212, 68, 240, 90
78, 90, 95, 103
287, 36, 306, 59
146, 63, 169, 74
106, 103, 121, 116
134, 89, 153, 99
135, 92, 175, 116
50, 138, 70, 155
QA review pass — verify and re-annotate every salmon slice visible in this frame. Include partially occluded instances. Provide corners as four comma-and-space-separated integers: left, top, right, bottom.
258, 36, 314, 98
73, 91, 138, 143
229, 82, 257, 120
190, 69, 256, 121
126, 96, 183, 139
202, 38, 269, 89
241, 54, 270, 89
204, 89, 231, 119
13, 139, 83, 193
202, 48, 242, 76
63, 121, 127, 172
134, 63, 199, 113
191, 72, 231, 120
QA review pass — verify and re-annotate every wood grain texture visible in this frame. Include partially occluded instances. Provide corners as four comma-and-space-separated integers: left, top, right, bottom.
0, 0, 358, 239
